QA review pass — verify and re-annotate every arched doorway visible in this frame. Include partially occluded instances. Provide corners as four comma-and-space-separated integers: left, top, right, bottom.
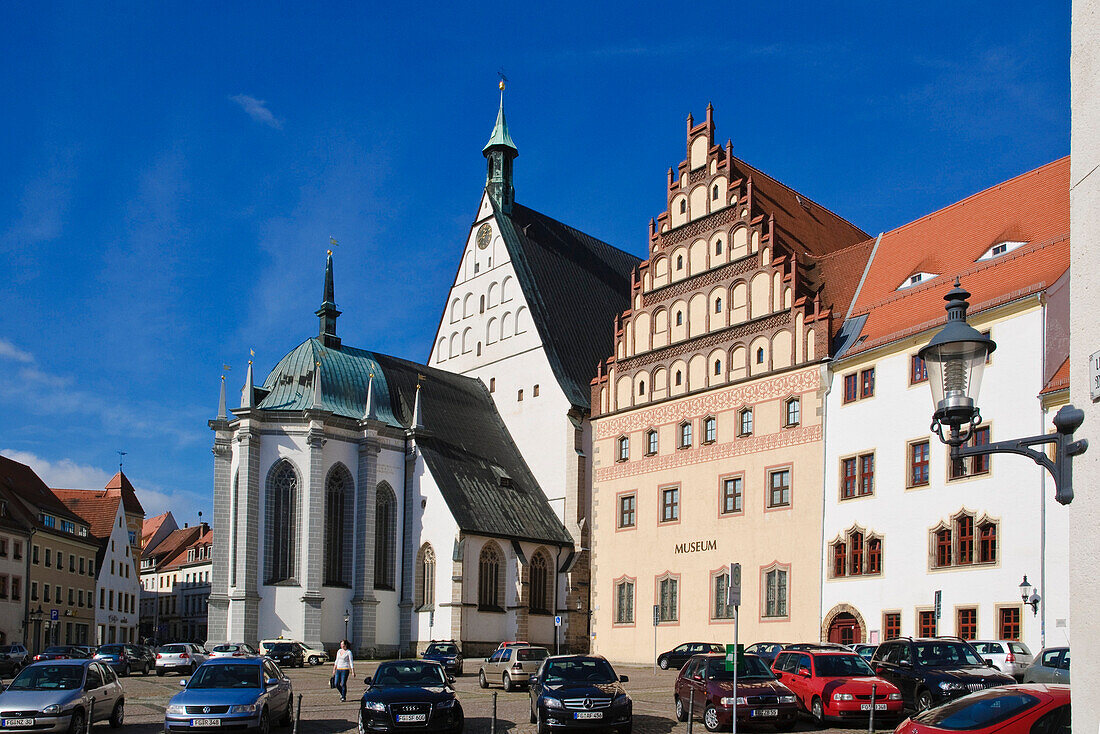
828, 612, 862, 645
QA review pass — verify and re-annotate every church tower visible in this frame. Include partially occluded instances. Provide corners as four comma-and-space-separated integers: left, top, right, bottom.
483, 81, 517, 213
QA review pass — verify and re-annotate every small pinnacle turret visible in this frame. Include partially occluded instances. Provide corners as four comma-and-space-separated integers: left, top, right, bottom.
316, 250, 342, 349
483, 80, 518, 213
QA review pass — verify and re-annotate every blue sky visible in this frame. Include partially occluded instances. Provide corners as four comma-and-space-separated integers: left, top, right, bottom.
0, 2, 1069, 524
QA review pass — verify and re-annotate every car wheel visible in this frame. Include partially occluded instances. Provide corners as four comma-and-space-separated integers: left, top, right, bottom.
503, 672, 514, 692
916, 689, 933, 712
68, 708, 85, 734
479, 670, 488, 689
358, 709, 367, 734
811, 696, 825, 727
309, 656, 319, 665
659, 657, 670, 670
703, 704, 721, 732
279, 695, 293, 726
451, 706, 464, 734
675, 695, 690, 722
123, 663, 131, 677
257, 707, 270, 734
109, 699, 124, 728
157, 668, 165, 676
536, 707, 549, 734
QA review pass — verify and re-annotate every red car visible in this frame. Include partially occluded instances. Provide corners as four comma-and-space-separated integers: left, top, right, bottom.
895, 684, 1070, 733
674, 653, 798, 731
771, 648, 903, 725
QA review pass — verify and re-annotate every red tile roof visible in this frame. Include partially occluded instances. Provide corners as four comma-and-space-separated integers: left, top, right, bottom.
142, 511, 173, 543
104, 471, 145, 516
1040, 357, 1070, 396
52, 489, 121, 541
843, 158, 1069, 357
145, 525, 204, 568
162, 527, 213, 571
0, 456, 89, 528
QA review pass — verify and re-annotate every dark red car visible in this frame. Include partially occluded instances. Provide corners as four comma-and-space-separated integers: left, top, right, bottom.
895, 683, 1070, 733
771, 648, 903, 725
673, 653, 797, 731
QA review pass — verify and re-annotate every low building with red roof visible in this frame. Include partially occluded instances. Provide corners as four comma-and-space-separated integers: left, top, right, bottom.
139, 523, 206, 643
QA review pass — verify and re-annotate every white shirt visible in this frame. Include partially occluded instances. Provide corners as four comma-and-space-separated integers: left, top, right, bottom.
335, 648, 354, 670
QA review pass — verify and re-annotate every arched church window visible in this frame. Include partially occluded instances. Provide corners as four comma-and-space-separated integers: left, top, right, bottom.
478, 543, 503, 610
757, 347, 765, 364
676, 255, 684, 270
679, 200, 686, 214
676, 311, 683, 326
675, 370, 683, 387
715, 297, 723, 313
324, 465, 353, 586
530, 551, 550, 614
265, 460, 299, 584
712, 184, 719, 200
715, 239, 723, 255
374, 484, 397, 590
417, 543, 436, 609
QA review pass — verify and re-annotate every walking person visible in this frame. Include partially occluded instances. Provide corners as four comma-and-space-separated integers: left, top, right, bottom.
332, 639, 355, 702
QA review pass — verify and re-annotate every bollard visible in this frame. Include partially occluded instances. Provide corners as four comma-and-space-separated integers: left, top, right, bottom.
868, 683, 876, 733
86, 697, 94, 734
687, 687, 694, 734
293, 693, 302, 734
491, 691, 497, 734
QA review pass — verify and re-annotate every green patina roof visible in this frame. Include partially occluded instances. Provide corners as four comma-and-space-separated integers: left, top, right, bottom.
483, 98, 517, 154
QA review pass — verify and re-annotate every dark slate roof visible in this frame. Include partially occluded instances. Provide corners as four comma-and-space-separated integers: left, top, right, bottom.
252, 338, 572, 546
493, 200, 640, 410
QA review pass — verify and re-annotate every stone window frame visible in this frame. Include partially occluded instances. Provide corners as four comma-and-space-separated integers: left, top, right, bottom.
759, 561, 790, 621
612, 576, 636, 627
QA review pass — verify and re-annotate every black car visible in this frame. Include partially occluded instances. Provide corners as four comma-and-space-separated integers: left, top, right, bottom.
359, 660, 463, 734
529, 655, 631, 734
33, 645, 91, 661
267, 642, 305, 668
743, 642, 786, 665
871, 637, 1015, 711
657, 643, 725, 671
423, 641, 464, 676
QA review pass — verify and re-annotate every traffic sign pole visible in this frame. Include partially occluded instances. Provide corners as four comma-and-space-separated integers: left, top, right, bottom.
653, 604, 659, 675
727, 563, 741, 734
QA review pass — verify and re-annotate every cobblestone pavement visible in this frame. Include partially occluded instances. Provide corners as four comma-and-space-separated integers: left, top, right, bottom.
109, 661, 904, 733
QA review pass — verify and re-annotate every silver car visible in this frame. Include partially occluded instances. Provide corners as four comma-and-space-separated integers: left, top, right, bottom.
0, 660, 124, 732
156, 643, 208, 676
479, 645, 550, 691
970, 639, 1034, 680
208, 642, 260, 659
1023, 646, 1070, 684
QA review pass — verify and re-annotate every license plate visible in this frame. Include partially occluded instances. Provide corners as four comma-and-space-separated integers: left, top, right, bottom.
396, 714, 427, 723
2, 719, 35, 727
860, 703, 889, 711
751, 709, 778, 717
574, 712, 603, 720
192, 719, 221, 727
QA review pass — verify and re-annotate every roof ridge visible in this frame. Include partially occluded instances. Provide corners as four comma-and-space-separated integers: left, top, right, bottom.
513, 201, 642, 263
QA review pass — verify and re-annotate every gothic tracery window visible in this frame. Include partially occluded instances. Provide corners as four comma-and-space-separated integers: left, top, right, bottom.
374, 484, 396, 590
265, 460, 298, 584
324, 465, 353, 586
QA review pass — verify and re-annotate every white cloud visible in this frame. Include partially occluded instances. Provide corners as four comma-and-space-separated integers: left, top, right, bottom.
0, 339, 33, 363
230, 94, 283, 129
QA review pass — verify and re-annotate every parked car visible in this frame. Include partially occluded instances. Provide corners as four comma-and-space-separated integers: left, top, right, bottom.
851, 644, 877, 661
895, 683, 1070, 733
0, 648, 23, 676
266, 642, 304, 669
871, 637, 1014, 712
130, 645, 158, 674
93, 643, 152, 676
423, 641, 464, 676
164, 656, 293, 733
969, 640, 1034, 680
33, 646, 89, 662
359, 659, 463, 734
73, 646, 97, 658
673, 652, 797, 731
657, 643, 725, 671
479, 645, 549, 691
529, 655, 631, 734
1022, 647, 1070, 684
298, 642, 328, 665
743, 642, 785, 665
208, 642, 260, 659
156, 643, 208, 676
783, 643, 849, 652
0, 645, 29, 668
771, 648, 903, 726
496, 641, 530, 650
0, 659, 125, 731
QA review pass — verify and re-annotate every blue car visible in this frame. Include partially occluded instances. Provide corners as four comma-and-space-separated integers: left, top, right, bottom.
164, 656, 293, 733
423, 641, 464, 676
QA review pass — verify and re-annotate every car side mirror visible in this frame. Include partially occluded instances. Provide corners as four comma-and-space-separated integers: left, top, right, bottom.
364, 676, 372, 685
266, 678, 279, 687
619, 675, 629, 683
179, 679, 188, 687
984, 658, 994, 667
898, 660, 911, 669
692, 673, 702, 681
448, 675, 456, 684
798, 667, 811, 677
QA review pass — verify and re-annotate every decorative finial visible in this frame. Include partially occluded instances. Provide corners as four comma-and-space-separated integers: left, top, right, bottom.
327, 249, 332, 256
329, 235, 339, 247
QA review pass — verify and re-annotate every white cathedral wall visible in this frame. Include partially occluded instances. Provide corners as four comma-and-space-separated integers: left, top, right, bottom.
410, 453, 458, 644
258, 431, 311, 641
373, 446, 407, 648
317, 434, 360, 649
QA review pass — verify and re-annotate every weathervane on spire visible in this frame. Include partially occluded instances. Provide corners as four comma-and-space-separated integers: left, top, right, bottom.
117, 450, 127, 472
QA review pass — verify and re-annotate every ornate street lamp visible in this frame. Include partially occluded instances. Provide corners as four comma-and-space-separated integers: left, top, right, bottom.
344, 609, 350, 642
919, 280, 1088, 504
1019, 575, 1041, 616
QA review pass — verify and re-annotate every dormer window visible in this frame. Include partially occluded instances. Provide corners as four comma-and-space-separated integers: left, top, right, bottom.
979, 240, 1027, 261
897, 272, 938, 290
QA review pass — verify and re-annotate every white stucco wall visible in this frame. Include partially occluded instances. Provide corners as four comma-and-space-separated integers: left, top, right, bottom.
95, 502, 140, 644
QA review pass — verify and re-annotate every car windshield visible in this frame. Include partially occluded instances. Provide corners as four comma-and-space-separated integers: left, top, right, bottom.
373, 661, 447, 687
160, 645, 187, 654
814, 655, 875, 677
97, 645, 125, 655
706, 656, 774, 680
913, 642, 985, 666
425, 644, 459, 655
187, 664, 262, 689
270, 644, 296, 652
518, 648, 549, 662
914, 691, 1039, 729
8, 665, 84, 691
543, 659, 618, 685
43, 647, 70, 654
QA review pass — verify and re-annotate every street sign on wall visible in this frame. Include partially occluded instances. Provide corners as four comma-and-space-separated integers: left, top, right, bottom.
934, 590, 942, 620
727, 563, 742, 607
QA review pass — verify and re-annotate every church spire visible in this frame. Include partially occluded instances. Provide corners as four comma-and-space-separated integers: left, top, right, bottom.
483, 79, 518, 213
241, 359, 255, 409
316, 250, 342, 349
217, 374, 227, 420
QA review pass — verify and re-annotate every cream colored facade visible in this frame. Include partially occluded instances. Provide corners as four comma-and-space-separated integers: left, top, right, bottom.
28, 530, 98, 651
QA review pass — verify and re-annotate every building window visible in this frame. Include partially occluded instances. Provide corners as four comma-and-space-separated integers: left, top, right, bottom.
676, 255, 684, 270
957, 514, 975, 565
999, 607, 1021, 640
675, 370, 683, 386
861, 368, 875, 398
833, 542, 847, 578
867, 537, 882, 575
713, 572, 734, 619
951, 425, 991, 479
712, 184, 719, 200
979, 521, 997, 563
911, 355, 928, 384
657, 576, 679, 622
638, 381, 645, 395
841, 453, 875, 499
533, 384, 539, 397
616, 436, 630, 462
756, 347, 765, 364
324, 465, 353, 586
618, 494, 636, 529
957, 607, 978, 639
785, 398, 800, 427
614, 579, 634, 624
374, 484, 397, 590
489, 378, 495, 393
478, 543, 503, 610
715, 239, 723, 254
678, 422, 693, 449
679, 200, 686, 214
713, 359, 722, 375
714, 298, 723, 314
843, 373, 858, 403
919, 610, 937, 637
884, 612, 901, 640
660, 486, 680, 523
762, 566, 788, 618
645, 430, 658, 456
703, 416, 716, 443
530, 552, 550, 614
264, 460, 299, 584
849, 531, 864, 575
738, 409, 753, 436
768, 469, 791, 508
720, 477, 743, 515
935, 527, 953, 567
675, 310, 683, 325
518, 389, 523, 401
910, 440, 930, 487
